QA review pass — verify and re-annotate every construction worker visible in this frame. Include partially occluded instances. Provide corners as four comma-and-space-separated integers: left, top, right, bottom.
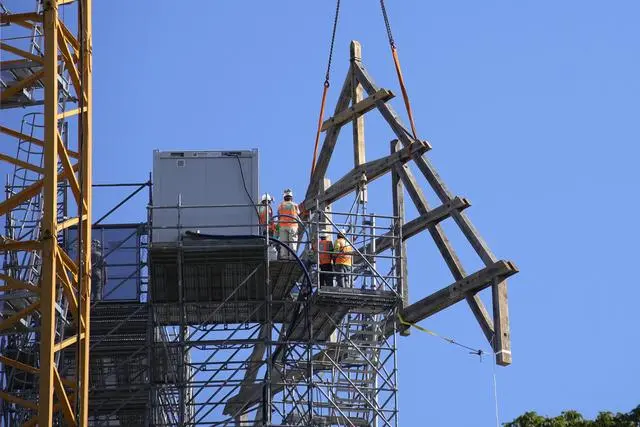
91, 239, 106, 301
333, 229, 353, 288
277, 189, 300, 259
312, 232, 334, 287
257, 193, 275, 236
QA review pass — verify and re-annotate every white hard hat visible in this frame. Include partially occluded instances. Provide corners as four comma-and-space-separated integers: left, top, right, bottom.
283, 189, 293, 198
319, 232, 327, 238
338, 229, 347, 236
261, 193, 272, 203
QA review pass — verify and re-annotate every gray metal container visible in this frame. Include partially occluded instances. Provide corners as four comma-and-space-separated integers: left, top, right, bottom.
151, 149, 259, 243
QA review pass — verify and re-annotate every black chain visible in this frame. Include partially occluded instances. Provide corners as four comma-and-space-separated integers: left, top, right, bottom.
380, 0, 396, 49
324, 0, 341, 87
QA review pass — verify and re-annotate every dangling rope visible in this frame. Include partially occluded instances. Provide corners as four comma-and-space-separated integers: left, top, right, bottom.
310, 0, 341, 178
380, 0, 419, 141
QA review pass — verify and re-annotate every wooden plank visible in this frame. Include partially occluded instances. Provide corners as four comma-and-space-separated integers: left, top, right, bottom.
492, 278, 512, 366
302, 141, 429, 212
393, 158, 495, 341
321, 88, 394, 132
306, 69, 353, 200
357, 196, 469, 257
390, 261, 518, 335
391, 141, 410, 318
352, 62, 416, 147
351, 41, 367, 172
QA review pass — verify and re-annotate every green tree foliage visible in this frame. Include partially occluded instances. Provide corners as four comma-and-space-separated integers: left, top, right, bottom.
504, 405, 640, 427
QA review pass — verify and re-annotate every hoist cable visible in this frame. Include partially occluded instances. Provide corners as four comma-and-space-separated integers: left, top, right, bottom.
310, 0, 341, 178
380, 0, 419, 141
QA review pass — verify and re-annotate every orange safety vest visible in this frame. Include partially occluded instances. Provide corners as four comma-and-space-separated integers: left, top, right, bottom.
333, 237, 353, 266
277, 201, 299, 230
313, 239, 334, 265
257, 205, 274, 232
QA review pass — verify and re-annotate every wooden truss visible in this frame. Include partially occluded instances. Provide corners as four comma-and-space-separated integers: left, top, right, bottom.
0, 2, 93, 425
302, 41, 518, 366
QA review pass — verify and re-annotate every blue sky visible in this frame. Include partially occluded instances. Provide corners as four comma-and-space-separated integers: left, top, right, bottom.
89, 0, 638, 424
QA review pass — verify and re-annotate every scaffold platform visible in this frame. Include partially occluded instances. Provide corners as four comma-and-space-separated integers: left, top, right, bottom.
149, 238, 303, 324
286, 287, 399, 342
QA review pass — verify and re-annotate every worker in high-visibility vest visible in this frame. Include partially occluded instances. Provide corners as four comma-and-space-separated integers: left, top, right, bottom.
257, 193, 275, 236
312, 233, 334, 287
277, 189, 300, 259
333, 229, 353, 288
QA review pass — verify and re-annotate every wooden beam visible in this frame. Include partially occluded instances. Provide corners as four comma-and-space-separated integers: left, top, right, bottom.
352, 61, 416, 146
492, 279, 512, 366
393, 158, 495, 342
391, 261, 518, 335
351, 41, 367, 174
391, 141, 410, 321
302, 141, 429, 212
357, 196, 470, 257
306, 68, 353, 199
321, 88, 394, 132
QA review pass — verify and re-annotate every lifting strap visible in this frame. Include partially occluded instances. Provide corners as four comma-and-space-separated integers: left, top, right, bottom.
380, 0, 419, 141
311, 0, 341, 178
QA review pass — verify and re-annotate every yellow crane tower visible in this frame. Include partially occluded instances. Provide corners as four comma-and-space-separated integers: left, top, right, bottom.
0, 0, 92, 425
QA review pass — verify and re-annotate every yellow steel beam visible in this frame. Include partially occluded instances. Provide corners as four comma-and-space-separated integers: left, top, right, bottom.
0, 42, 44, 63
58, 19, 80, 52
53, 367, 76, 426
0, 240, 41, 251
38, 3, 60, 424
0, 153, 45, 174
53, 333, 83, 353
57, 215, 86, 232
0, 125, 45, 148
0, 69, 44, 102
57, 267, 79, 322
0, 302, 40, 331
0, 273, 40, 294
79, 1, 93, 422
0, 391, 38, 410
0, 163, 79, 216
0, 12, 41, 26
58, 107, 86, 120
58, 247, 79, 277
0, 355, 38, 374
57, 28, 84, 102
57, 132, 84, 209
0, 125, 79, 158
